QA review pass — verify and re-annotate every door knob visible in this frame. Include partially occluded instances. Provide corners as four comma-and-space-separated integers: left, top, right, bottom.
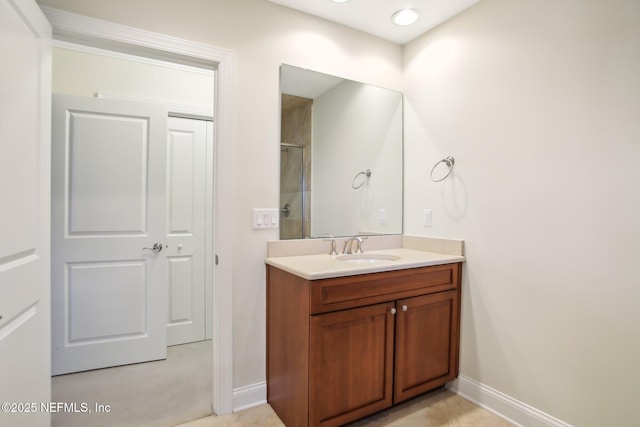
390, 308, 397, 315
402, 305, 408, 312
143, 242, 164, 252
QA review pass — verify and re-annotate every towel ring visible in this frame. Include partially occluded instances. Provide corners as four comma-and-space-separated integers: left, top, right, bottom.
430, 156, 455, 182
352, 169, 371, 189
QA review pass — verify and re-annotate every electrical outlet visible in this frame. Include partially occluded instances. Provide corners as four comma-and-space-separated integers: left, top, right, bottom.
379, 209, 387, 224
423, 209, 432, 227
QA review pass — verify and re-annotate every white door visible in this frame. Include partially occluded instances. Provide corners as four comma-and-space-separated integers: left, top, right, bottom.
166, 117, 210, 346
51, 94, 168, 375
0, 0, 51, 425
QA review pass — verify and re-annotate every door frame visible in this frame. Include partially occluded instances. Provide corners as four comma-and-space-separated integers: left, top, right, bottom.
42, 6, 235, 415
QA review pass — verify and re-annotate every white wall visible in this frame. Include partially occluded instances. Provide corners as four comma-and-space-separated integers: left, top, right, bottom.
403, 0, 640, 425
312, 80, 403, 237
37, 0, 403, 392
52, 44, 214, 109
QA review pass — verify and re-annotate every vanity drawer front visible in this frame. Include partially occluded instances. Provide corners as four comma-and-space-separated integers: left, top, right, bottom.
310, 263, 460, 314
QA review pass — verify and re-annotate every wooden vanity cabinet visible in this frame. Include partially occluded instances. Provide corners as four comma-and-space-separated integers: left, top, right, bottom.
267, 262, 462, 427
393, 290, 460, 403
309, 302, 395, 426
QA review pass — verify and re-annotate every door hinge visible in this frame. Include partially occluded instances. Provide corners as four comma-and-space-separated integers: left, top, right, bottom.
215, 254, 219, 265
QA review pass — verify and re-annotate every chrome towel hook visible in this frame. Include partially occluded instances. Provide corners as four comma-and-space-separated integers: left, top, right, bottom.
351, 169, 371, 189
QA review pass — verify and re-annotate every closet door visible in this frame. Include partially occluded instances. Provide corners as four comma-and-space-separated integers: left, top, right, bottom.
165, 117, 209, 346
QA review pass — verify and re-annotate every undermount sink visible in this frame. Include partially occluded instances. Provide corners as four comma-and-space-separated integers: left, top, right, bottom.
336, 253, 401, 263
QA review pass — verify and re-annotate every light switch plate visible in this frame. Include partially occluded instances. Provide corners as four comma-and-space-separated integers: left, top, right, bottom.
253, 208, 279, 229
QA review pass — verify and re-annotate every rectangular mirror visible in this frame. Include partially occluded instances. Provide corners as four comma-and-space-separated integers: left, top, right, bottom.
279, 64, 403, 239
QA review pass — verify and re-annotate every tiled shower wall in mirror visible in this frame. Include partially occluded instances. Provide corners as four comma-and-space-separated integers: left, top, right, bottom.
280, 95, 311, 239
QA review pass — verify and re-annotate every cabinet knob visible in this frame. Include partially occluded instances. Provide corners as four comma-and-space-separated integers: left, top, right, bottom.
402, 305, 408, 312
390, 308, 397, 315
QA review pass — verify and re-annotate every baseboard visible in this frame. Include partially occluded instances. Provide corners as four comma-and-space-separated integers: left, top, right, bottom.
447, 375, 572, 427
233, 376, 572, 425
232, 382, 266, 412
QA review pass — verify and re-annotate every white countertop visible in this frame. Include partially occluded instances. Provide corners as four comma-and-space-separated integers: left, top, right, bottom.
265, 247, 465, 280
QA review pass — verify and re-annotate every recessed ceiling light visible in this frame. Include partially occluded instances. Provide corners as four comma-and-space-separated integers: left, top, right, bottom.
332, 0, 350, 3
392, 9, 419, 26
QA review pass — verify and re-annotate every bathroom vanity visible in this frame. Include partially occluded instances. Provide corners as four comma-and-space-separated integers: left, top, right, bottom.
266, 238, 464, 427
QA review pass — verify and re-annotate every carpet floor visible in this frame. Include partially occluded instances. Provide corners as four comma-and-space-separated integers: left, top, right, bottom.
52, 340, 213, 427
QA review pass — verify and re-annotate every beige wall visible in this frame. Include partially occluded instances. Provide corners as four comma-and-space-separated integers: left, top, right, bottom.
404, 0, 640, 426
37, 0, 402, 391
38, 0, 640, 424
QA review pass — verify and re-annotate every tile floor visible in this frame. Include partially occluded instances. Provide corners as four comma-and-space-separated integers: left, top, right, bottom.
177, 387, 516, 427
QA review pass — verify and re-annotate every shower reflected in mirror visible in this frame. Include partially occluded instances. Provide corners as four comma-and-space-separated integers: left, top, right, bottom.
280, 143, 307, 239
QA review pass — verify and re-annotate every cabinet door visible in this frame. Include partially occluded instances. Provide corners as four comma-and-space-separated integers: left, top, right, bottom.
310, 302, 395, 427
394, 290, 459, 403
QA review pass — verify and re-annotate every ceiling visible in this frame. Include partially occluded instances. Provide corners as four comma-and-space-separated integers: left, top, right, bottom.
267, 0, 481, 45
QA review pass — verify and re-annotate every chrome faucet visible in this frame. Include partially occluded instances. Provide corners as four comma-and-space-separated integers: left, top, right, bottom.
323, 236, 339, 255
326, 239, 338, 255
342, 237, 363, 254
